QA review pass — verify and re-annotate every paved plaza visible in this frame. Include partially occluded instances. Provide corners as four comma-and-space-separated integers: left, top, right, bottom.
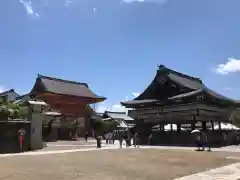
176, 162, 240, 180
0, 140, 240, 180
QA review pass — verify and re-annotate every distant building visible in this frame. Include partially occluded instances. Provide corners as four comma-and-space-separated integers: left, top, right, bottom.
102, 111, 135, 129
0, 89, 20, 102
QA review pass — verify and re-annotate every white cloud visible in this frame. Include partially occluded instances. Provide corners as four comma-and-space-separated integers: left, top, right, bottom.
20, 0, 40, 18
95, 91, 141, 113
95, 95, 131, 113
215, 58, 240, 75
64, 0, 74, 6
223, 87, 233, 92
132, 92, 140, 98
93, 7, 97, 13
122, 0, 167, 3
0, 86, 6, 93
95, 103, 107, 113
95, 103, 127, 113
123, 0, 144, 2
109, 104, 127, 112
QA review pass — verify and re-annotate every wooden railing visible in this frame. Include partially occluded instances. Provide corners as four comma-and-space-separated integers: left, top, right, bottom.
129, 103, 231, 120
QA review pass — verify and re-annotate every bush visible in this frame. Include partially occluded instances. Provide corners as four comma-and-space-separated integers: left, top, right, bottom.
0, 100, 28, 120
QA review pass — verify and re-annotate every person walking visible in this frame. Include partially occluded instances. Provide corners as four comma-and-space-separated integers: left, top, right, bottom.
196, 132, 202, 151
84, 132, 89, 142
119, 135, 123, 148
105, 132, 109, 144
191, 129, 203, 151
112, 130, 116, 144
134, 133, 140, 148
123, 134, 129, 148
105, 132, 113, 144
148, 133, 153, 145
202, 131, 211, 152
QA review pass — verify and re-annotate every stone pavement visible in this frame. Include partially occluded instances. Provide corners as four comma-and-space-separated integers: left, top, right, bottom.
1, 140, 240, 179
138, 145, 240, 153
0, 145, 117, 157
175, 163, 240, 180
111, 142, 240, 179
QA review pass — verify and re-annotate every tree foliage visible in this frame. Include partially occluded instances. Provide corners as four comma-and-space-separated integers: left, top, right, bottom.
85, 105, 95, 115
0, 97, 28, 120
231, 110, 240, 127
103, 120, 120, 132
90, 118, 120, 137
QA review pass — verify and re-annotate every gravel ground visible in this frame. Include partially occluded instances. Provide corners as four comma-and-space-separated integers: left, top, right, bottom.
0, 148, 239, 180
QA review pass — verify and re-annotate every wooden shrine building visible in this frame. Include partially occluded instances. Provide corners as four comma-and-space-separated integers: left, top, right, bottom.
121, 65, 240, 146
28, 75, 106, 139
102, 111, 135, 129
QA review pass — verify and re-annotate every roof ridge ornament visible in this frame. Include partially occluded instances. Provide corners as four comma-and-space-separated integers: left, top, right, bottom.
158, 65, 202, 82
158, 64, 166, 69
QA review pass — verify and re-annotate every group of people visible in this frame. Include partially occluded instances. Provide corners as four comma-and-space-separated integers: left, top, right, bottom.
85, 129, 212, 151
84, 130, 140, 148
195, 131, 211, 152
104, 131, 140, 148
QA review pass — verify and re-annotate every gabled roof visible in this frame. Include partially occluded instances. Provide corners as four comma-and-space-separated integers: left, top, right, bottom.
102, 116, 129, 128
169, 87, 236, 103
121, 99, 158, 106
15, 94, 29, 100
104, 111, 134, 121
30, 74, 106, 101
121, 65, 238, 106
168, 89, 202, 100
91, 114, 103, 121
0, 89, 20, 97
14, 94, 32, 105
167, 72, 203, 90
118, 121, 128, 128
133, 65, 204, 101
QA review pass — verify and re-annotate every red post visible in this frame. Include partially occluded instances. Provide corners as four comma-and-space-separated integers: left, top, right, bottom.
19, 134, 23, 150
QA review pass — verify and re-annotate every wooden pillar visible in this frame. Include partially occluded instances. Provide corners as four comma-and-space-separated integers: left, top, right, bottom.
202, 121, 207, 130
161, 122, 165, 131
177, 123, 181, 132
191, 115, 196, 130
191, 123, 195, 130
160, 122, 163, 131
218, 122, 222, 131
211, 120, 214, 131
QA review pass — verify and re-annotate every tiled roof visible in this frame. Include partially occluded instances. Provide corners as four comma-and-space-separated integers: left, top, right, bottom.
105, 111, 134, 121
167, 73, 204, 90
0, 89, 20, 96
168, 87, 236, 103
31, 75, 106, 100
14, 94, 31, 105
121, 99, 158, 106
121, 65, 238, 105
118, 121, 128, 128
168, 89, 202, 100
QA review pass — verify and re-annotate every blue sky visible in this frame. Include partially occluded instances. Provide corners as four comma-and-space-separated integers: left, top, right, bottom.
1, 0, 240, 112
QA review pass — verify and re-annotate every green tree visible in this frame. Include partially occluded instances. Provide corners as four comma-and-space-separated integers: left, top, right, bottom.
0, 97, 28, 120
90, 118, 104, 137
90, 118, 119, 137
102, 120, 120, 132
85, 105, 95, 115
231, 111, 240, 127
